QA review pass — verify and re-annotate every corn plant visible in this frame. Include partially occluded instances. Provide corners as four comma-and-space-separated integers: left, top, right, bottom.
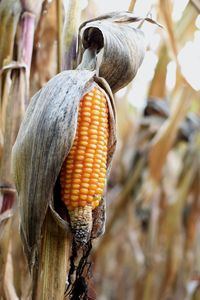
0, 0, 199, 299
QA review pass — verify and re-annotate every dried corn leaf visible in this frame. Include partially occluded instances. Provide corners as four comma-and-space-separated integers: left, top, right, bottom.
157, 135, 200, 299
30, 0, 57, 94
159, 0, 178, 58
0, 67, 26, 298
0, 68, 26, 184
149, 87, 192, 184
148, 45, 170, 99
12, 70, 117, 268
128, 0, 137, 12
0, 0, 22, 67
144, 99, 170, 118
78, 11, 147, 93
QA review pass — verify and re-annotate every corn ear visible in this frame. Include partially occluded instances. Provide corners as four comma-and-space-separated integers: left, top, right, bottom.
12, 12, 148, 296
12, 70, 117, 268
60, 86, 109, 242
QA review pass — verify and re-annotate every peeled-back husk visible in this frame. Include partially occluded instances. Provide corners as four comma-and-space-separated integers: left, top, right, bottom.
77, 11, 147, 93
12, 70, 117, 267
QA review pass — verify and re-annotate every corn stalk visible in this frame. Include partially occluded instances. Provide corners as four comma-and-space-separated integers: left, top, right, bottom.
62, 0, 82, 70
0, 0, 42, 297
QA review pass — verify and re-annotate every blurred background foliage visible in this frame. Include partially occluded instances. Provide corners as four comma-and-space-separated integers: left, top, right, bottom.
0, 0, 200, 299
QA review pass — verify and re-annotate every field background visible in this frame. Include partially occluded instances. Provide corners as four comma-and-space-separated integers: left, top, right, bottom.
0, 0, 200, 299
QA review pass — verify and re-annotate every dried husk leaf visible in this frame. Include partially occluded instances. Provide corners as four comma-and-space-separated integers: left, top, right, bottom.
77, 11, 147, 93
12, 69, 117, 268
148, 87, 193, 184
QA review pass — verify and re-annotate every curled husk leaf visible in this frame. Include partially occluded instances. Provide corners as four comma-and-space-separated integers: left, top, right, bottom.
12, 70, 117, 267
77, 11, 147, 93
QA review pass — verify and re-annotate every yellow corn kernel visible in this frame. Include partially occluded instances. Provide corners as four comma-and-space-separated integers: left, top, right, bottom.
60, 87, 109, 212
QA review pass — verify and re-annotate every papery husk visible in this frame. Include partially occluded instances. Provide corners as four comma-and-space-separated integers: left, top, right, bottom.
12, 69, 117, 269
77, 12, 150, 93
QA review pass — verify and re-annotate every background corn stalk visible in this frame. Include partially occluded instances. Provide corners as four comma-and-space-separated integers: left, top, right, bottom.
0, 0, 200, 299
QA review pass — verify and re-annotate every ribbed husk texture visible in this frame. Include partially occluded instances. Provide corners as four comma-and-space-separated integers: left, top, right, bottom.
77, 11, 148, 93
12, 11, 147, 269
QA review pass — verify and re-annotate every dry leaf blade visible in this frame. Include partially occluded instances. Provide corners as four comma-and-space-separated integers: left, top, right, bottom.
78, 12, 147, 93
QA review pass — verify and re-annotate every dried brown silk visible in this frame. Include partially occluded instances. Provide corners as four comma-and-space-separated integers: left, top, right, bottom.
12, 12, 148, 269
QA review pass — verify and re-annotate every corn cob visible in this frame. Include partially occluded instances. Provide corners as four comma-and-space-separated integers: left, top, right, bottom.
60, 86, 109, 241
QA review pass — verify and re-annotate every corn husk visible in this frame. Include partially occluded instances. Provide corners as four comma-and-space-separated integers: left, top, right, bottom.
12, 69, 117, 269
77, 11, 148, 93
